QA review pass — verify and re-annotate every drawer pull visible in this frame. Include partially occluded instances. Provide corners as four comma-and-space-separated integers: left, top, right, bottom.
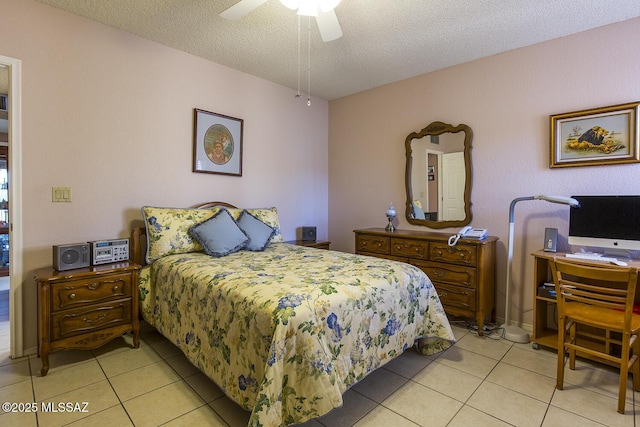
69, 293, 76, 299
88, 282, 99, 290
84, 313, 107, 324
113, 285, 119, 292
440, 292, 448, 297
430, 270, 448, 279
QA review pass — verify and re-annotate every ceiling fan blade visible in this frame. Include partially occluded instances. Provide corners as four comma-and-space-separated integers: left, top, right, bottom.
220, 0, 269, 20
316, 9, 342, 42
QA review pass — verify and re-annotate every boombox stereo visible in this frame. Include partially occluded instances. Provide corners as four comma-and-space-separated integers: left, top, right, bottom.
53, 243, 90, 271
90, 238, 130, 265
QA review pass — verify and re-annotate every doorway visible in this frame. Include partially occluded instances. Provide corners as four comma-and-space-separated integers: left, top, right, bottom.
0, 55, 23, 359
0, 79, 8, 357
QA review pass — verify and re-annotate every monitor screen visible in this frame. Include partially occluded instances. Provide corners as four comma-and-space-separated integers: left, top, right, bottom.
568, 195, 640, 253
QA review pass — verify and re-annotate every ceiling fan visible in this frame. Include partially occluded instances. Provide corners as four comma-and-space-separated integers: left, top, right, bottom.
220, 0, 343, 42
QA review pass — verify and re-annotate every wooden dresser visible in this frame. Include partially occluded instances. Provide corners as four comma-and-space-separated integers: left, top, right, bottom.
34, 261, 141, 376
354, 228, 498, 335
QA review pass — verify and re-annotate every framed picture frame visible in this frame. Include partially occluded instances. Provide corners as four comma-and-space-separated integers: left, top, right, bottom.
193, 108, 243, 176
550, 101, 640, 168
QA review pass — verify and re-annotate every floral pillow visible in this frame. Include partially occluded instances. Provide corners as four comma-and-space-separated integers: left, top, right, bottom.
141, 206, 221, 263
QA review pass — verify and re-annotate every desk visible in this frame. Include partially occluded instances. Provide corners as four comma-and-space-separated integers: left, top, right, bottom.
531, 250, 640, 353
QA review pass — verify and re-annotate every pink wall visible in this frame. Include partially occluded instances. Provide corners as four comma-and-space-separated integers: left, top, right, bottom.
329, 18, 640, 329
1, 0, 328, 352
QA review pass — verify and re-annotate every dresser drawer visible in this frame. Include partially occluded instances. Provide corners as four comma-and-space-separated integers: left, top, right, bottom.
433, 282, 476, 312
429, 242, 477, 266
51, 299, 132, 340
356, 234, 390, 254
51, 273, 132, 312
391, 238, 429, 260
412, 260, 477, 289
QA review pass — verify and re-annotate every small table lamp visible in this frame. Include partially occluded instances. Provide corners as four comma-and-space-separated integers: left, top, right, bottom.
385, 204, 397, 232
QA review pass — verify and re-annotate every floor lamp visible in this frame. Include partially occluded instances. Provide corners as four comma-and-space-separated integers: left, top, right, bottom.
502, 195, 580, 343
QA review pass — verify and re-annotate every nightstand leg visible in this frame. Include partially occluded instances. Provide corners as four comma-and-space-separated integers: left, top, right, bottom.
40, 349, 50, 376
132, 329, 140, 348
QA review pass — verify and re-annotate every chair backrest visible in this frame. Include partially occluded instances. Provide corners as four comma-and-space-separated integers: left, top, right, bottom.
550, 260, 639, 328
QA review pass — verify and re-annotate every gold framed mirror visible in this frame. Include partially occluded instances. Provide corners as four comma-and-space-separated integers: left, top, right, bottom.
404, 121, 472, 228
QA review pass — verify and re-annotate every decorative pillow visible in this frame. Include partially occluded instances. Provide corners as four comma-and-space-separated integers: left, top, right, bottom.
227, 207, 283, 243
142, 206, 223, 263
237, 210, 276, 251
189, 208, 249, 257
412, 202, 426, 220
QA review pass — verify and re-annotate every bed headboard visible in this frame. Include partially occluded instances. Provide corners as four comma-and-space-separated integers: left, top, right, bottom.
130, 201, 238, 266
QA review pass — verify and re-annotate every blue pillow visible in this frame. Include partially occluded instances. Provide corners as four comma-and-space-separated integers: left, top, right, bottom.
189, 208, 248, 257
237, 210, 276, 251
412, 202, 426, 220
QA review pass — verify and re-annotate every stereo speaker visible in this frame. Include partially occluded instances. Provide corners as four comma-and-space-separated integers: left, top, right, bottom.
53, 243, 90, 271
301, 226, 317, 241
543, 228, 558, 252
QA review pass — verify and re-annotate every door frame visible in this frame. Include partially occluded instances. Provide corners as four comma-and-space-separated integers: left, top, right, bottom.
0, 55, 23, 358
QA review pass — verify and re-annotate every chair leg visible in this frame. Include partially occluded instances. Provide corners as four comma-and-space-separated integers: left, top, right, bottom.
568, 321, 576, 370
632, 335, 640, 392
557, 317, 566, 390
618, 342, 630, 414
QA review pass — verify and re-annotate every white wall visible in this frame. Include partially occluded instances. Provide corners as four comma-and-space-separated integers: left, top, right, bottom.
0, 0, 329, 353
329, 18, 640, 330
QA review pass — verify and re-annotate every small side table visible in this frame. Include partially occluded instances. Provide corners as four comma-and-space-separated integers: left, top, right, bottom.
285, 240, 331, 250
34, 261, 141, 376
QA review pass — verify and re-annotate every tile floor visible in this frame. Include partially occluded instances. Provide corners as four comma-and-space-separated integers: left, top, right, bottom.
0, 319, 639, 427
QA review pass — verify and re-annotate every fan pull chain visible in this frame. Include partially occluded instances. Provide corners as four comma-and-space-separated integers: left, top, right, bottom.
307, 16, 311, 106
295, 15, 301, 98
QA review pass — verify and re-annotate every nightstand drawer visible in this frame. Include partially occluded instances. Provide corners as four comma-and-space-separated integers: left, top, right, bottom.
51, 273, 132, 312
412, 260, 476, 288
391, 238, 429, 260
433, 282, 476, 311
51, 299, 132, 340
356, 234, 390, 254
429, 242, 477, 266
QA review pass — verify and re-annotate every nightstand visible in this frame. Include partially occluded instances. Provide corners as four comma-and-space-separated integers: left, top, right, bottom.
34, 261, 141, 376
285, 240, 331, 250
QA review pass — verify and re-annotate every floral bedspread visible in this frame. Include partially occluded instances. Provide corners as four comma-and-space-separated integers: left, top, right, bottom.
138, 243, 455, 426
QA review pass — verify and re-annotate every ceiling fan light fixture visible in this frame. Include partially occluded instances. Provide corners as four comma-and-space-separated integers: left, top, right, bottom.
279, 0, 340, 16
279, 0, 299, 10
319, 0, 341, 12
297, 0, 319, 16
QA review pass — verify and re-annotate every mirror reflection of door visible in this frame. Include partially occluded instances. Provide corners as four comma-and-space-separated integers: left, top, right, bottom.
441, 151, 466, 221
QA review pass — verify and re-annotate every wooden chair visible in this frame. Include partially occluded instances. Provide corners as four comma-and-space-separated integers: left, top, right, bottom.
550, 259, 640, 413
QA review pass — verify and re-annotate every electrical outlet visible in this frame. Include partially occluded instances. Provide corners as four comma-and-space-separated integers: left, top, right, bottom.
52, 186, 72, 202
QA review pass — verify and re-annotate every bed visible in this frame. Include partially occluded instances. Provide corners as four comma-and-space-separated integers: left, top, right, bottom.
131, 202, 455, 426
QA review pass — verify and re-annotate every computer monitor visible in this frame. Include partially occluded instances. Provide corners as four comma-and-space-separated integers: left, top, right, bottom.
568, 195, 640, 258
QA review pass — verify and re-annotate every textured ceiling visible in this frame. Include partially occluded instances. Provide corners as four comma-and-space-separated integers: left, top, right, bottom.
35, 0, 640, 100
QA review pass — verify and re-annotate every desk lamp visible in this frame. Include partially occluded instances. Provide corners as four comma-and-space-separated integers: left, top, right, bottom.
502, 195, 580, 343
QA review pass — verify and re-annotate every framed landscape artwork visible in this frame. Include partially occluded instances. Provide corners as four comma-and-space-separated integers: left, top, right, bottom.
550, 101, 640, 168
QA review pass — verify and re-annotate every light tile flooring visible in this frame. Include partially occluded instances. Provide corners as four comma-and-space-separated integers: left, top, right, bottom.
1, 320, 639, 427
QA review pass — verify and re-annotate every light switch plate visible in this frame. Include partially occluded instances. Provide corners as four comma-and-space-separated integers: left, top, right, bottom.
52, 186, 72, 202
